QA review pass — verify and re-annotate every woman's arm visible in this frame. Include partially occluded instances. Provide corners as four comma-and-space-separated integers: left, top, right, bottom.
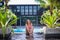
30, 27, 34, 34
29, 23, 34, 34
26, 24, 30, 33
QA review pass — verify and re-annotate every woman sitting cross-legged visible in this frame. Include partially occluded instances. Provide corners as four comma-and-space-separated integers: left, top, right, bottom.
25, 19, 34, 37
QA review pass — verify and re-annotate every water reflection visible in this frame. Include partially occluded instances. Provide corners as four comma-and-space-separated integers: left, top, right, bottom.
26, 36, 34, 40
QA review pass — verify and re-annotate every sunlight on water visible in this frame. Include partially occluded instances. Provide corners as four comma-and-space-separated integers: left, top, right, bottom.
13, 28, 43, 33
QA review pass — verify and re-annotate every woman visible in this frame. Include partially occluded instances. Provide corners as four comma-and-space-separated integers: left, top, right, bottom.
25, 19, 33, 37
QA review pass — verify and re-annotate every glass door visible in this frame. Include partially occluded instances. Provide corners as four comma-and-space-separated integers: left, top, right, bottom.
21, 16, 37, 26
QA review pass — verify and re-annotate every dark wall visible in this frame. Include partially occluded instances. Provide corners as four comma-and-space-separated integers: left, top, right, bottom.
9, 5, 45, 26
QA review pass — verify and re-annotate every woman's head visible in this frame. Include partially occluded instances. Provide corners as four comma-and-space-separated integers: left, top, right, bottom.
26, 19, 31, 25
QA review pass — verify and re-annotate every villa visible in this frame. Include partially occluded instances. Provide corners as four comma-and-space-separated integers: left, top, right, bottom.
8, 0, 44, 40
8, 0, 45, 26
0, 0, 60, 40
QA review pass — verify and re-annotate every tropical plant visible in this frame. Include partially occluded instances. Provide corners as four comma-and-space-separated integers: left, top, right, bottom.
0, 0, 17, 37
0, 0, 2, 2
37, 0, 60, 28
40, 9, 60, 28
38, 0, 60, 8
38, 0, 60, 14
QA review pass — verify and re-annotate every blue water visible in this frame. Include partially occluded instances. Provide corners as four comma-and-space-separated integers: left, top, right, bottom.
14, 29, 25, 32
13, 28, 43, 33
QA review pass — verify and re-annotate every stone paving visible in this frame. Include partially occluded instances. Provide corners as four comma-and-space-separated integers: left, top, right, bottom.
12, 33, 44, 40
12, 33, 60, 40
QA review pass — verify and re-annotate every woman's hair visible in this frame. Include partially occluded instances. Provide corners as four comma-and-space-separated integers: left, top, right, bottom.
26, 19, 32, 25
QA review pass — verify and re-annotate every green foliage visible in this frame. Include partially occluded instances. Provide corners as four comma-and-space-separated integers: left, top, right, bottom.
38, 0, 60, 9
0, 4, 17, 37
37, 0, 60, 28
0, 0, 2, 2
38, 0, 53, 8
40, 9, 60, 28
55, 0, 60, 9
0, 0, 17, 37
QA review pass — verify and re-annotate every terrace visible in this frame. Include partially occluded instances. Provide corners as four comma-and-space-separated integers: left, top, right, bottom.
0, 0, 60, 40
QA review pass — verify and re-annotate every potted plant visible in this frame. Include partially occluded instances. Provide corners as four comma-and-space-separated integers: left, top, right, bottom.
38, 0, 60, 38
40, 9, 60, 38
0, 0, 17, 40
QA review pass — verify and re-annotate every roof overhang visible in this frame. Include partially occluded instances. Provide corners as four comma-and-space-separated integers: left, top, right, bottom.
8, 0, 40, 5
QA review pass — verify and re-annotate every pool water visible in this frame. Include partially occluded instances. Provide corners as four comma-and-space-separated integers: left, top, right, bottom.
14, 29, 25, 32
13, 28, 43, 33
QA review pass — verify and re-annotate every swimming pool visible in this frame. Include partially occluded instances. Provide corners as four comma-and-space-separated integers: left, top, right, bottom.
13, 28, 43, 33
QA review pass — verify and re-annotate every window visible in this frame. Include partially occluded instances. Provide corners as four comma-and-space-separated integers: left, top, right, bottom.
33, 12, 37, 15
25, 6, 28, 9
25, 12, 28, 15
33, 6, 37, 15
21, 12, 24, 15
25, 6, 28, 12
17, 6, 20, 9
25, 9, 28, 13
29, 6, 32, 9
21, 9, 24, 12
33, 6, 37, 9
29, 12, 32, 15
29, 9, 32, 12
17, 9, 20, 12
21, 6, 24, 9
29, 6, 32, 13
14, 9, 16, 12
33, 9, 37, 12
21, 6, 24, 13
38, 6, 40, 10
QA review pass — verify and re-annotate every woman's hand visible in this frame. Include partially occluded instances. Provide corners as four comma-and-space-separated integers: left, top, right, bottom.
29, 27, 33, 34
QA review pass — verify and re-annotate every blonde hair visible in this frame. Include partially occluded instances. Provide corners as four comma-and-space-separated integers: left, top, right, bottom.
26, 19, 32, 25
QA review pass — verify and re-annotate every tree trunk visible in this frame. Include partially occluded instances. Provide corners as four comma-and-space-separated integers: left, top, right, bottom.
49, 0, 54, 15
5, 0, 8, 10
50, 3, 53, 15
